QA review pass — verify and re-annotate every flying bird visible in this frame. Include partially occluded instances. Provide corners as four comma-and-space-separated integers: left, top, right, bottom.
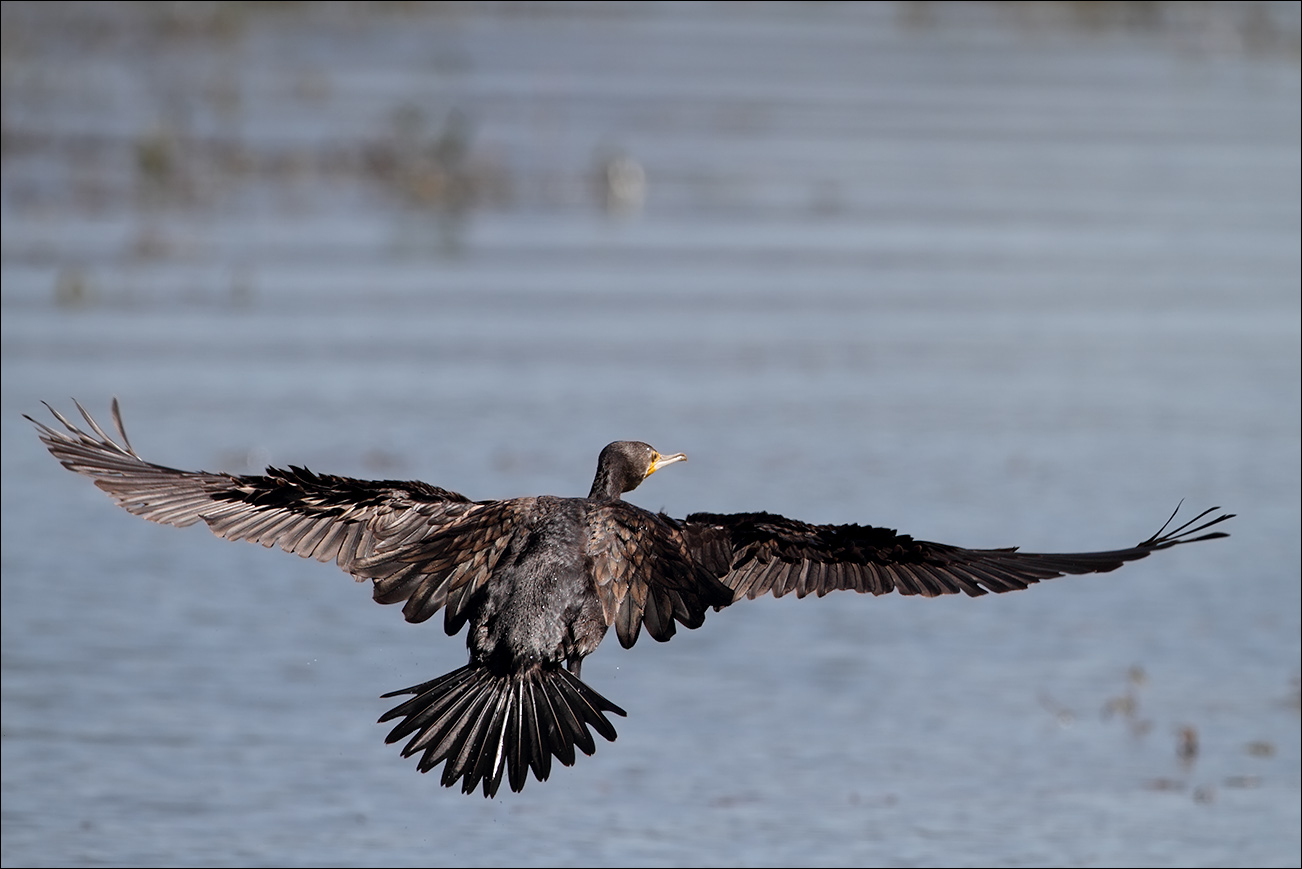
28, 399, 1232, 797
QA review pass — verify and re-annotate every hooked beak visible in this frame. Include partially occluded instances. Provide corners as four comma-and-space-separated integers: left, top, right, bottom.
647, 451, 687, 476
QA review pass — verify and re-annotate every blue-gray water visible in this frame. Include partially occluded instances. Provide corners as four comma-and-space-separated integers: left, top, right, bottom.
2, 3, 1299, 867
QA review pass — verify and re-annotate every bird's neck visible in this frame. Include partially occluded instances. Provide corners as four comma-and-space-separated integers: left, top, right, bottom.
588, 469, 624, 501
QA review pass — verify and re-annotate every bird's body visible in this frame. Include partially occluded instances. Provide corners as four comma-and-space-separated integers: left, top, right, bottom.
28, 399, 1233, 797
377, 495, 629, 796
469, 496, 608, 676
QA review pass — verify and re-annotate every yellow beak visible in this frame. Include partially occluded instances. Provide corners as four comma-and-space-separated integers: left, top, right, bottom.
646, 451, 687, 476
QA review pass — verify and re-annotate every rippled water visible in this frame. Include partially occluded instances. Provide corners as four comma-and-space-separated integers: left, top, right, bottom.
3, 3, 1299, 867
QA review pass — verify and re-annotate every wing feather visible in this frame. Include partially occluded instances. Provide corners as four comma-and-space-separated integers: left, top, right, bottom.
678, 506, 1233, 603
585, 503, 733, 649
27, 400, 525, 629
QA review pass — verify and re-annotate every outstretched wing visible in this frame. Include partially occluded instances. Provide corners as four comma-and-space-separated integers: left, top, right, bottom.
585, 502, 734, 649
28, 399, 518, 631
678, 506, 1233, 602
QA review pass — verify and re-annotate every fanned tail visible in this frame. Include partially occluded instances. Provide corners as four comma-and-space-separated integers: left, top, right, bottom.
378, 664, 627, 797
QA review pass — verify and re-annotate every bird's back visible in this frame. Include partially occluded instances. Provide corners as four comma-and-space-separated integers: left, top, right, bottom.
469, 495, 610, 673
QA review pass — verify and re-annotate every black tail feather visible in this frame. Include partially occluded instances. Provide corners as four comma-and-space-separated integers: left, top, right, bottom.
379, 664, 627, 797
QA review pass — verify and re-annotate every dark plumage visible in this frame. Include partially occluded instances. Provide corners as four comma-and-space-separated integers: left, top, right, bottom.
28, 399, 1233, 797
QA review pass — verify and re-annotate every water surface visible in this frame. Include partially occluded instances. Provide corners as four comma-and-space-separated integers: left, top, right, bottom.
3, 3, 1299, 867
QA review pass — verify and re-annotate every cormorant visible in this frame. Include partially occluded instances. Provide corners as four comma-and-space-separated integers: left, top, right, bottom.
28, 400, 1233, 797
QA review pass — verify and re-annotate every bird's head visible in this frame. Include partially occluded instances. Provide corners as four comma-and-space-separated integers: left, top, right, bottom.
588, 441, 686, 500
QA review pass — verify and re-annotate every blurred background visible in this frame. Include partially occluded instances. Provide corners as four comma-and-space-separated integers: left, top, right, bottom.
2, 2, 1299, 866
